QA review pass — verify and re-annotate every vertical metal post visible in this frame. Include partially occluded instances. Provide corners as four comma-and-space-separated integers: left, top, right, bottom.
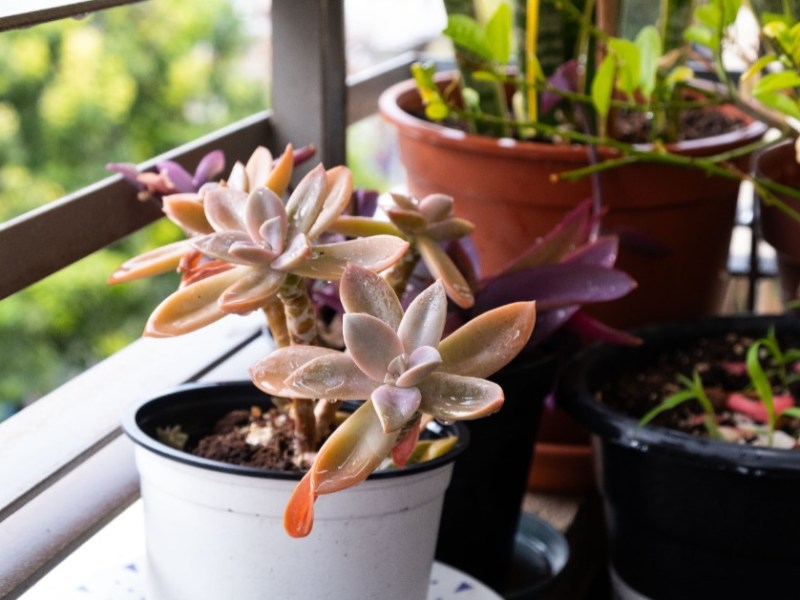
271, 0, 347, 174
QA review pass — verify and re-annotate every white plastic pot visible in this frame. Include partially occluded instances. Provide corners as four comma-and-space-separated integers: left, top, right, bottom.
123, 382, 467, 600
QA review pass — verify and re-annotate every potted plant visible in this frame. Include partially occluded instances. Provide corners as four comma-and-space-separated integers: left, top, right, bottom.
379, 0, 770, 329
557, 314, 800, 599
109, 142, 637, 595
110, 144, 544, 599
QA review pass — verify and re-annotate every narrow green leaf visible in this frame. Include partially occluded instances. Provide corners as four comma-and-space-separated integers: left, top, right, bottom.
485, 2, 512, 65
591, 54, 616, 121
755, 90, 800, 120
753, 70, 800, 95
741, 54, 779, 83
609, 38, 641, 98
747, 341, 775, 423
635, 26, 662, 98
444, 14, 493, 61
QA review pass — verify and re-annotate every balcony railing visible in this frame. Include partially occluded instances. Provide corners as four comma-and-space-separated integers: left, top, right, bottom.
0, 2, 419, 597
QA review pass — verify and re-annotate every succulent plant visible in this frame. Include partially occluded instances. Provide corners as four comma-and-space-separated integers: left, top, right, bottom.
250, 263, 536, 537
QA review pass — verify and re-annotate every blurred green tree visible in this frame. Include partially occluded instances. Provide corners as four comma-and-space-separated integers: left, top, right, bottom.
0, 0, 268, 418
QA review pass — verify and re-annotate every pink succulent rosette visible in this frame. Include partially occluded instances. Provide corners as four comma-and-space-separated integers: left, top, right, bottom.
250, 263, 536, 537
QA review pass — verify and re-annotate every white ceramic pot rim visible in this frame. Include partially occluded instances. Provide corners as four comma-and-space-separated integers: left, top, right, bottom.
122, 380, 469, 481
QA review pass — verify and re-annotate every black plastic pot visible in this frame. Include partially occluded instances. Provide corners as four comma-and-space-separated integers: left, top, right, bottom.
436, 350, 559, 592
558, 315, 800, 600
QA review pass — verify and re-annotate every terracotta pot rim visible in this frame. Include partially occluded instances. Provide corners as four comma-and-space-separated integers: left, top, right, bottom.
379, 73, 768, 162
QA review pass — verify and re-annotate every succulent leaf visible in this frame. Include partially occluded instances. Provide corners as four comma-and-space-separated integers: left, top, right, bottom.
192, 150, 226, 189
204, 187, 248, 232
439, 302, 537, 378
397, 279, 447, 353
395, 346, 442, 387
191, 231, 255, 265
286, 165, 327, 237
244, 146, 273, 192
289, 236, 409, 280
245, 187, 285, 243
386, 207, 428, 234
372, 384, 422, 432
418, 193, 454, 222
424, 218, 475, 241
144, 266, 247, 336
108, 239, 193, 284
250, 346, 341, 397
218, 267, 286, 314
416, 237, 475, 309
265, 144, 294, 196
339, 263, 404, 331
306, 166, 355, 239
285, 352, 377, 399
162, 194, 213, 235
344, 313, 405, 382
270, 234, 313, 272
418, 372, 504, 420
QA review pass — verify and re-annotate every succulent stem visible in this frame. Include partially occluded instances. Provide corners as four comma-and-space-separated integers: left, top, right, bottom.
383, 245, 421, 300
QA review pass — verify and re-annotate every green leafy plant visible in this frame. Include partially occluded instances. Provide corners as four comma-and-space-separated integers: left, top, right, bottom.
639, 327, 800, 447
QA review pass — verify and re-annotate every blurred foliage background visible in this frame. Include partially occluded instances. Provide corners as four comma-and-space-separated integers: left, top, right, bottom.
0, 0, 269, 419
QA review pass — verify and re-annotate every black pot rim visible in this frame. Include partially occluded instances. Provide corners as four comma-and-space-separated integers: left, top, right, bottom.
558, 315, 800, 474
122, 380, 469, 480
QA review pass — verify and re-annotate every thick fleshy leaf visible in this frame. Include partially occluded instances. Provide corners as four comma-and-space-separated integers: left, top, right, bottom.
310, 399, 401, 495
285, 352, 377, 399
561, 235, 619, 269
218, 267, 286, 314
108, 239, 192, 284
541, 59, 579, 114
505, 199, 595, 271
343, 313, 404, 382
245, 187, 285, 243
191, 231, 254, 264
418, 372, 504, 420
229, 241, 276, 264
395, 346, 442, 387
418, 193, 454, 222
106, 162, 144, 189
290, 236, 409, 280
286, 165, 326, 237
439, 302, 536, 378
265, 144, 294, 196
162, 194, 212, 235
156, 160, 194, 193
270, 233, 312, 272
387, 207, 428, 234
226, 161, 246, 191
245, 146, 273, 191
529, 306, 579, 347
476, 264, 636, 313
398, 279, 447, 353
328, 215, 404, 238
250, 346, 340, 397
260, 216, 287, 254
306, 166, 355, 239
416, 237, 474, 309
565, 311, 642, 346
204, 187, 248, 232
339, 263, 404, 330
144, 266, 247, 337
372, 384, 422, 432
283, 400, 402, 534
424, 217, 475, 241
389, 192, 417, 211
193, 150, 225, 189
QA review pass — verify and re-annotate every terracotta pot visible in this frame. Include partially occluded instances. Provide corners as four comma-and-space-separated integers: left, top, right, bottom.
754, 139, 800, 305
379, 75, 767, 328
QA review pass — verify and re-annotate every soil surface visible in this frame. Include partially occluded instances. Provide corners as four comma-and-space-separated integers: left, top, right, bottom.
598, 331, 800, 448
191, 406, 306, 471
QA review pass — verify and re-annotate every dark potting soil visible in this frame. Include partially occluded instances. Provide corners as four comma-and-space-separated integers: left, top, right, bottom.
191, 406, 306, 471
613, 106, 744, 144
598, 331, 800, 447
